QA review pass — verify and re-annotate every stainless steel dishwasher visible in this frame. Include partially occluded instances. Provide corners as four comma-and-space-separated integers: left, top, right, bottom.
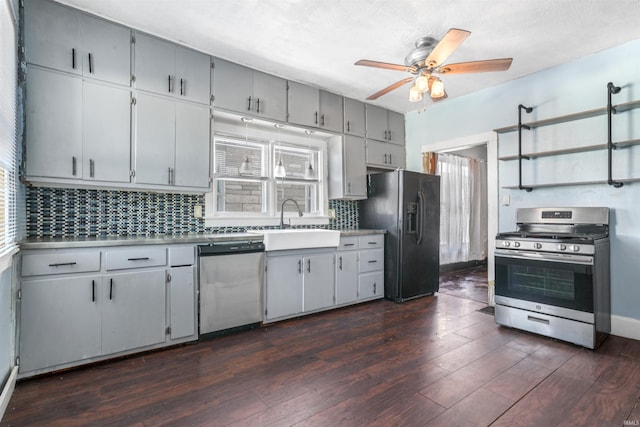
198, 240, 265, 336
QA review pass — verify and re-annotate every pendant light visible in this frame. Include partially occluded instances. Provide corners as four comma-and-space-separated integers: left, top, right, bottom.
304, 130, 315, 180
274, 124, 286, 178
239, 117, 252, 175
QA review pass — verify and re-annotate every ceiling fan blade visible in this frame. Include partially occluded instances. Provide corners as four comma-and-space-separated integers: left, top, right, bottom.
437, 58, 513, 74
366, 77, 413, 100
423, 28, 470, 68
355, 60, 415, 73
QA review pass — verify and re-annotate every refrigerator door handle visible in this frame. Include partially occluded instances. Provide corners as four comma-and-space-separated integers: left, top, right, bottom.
417, 191, 425, 245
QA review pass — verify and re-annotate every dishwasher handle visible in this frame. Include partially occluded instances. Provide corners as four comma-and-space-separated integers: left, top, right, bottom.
198, 242, 265, 256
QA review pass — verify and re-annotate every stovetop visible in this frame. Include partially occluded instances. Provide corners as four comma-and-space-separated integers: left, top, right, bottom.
496, 231, 608, 243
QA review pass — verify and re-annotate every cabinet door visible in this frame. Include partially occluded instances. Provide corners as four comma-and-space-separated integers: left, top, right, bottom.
343, 136, 367, 198
336, 252, 358, 305
25, 0, 81, 74
19, 275, 101, 373
287, 81, 319, 127
265, 255, 303, 320
303, 253, 335, 312
365, 104, 388, 142
344, 98, 365, 137
102, 270, 166, 355
134, 33, 175, 97
25, 67, 82, 179
253, 70, 287, 122
365, 140, 405, 169
134, 92, 175, 186
387, 110, 405, 145
81, 14, 131, 86
169, 266, 196, 340
359, 271, 384, 300
212, 58, 253, 114
83, 81, 131, 183
386, 143, 406, 169
319, 90, 343, 133
174, 102, 211, 189
175, 46, 211, 105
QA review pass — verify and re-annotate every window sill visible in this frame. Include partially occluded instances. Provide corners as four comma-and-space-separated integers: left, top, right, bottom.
204, 216, 330, 228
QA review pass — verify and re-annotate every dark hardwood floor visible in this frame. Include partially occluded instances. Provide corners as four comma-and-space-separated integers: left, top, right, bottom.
3, 267, 640, 426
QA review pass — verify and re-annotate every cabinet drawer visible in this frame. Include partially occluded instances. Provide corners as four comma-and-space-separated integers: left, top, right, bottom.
22, 251, 101, 277
358, 234, 383, 250
359, 248, 383, 273
105, 247, 167, 271
169, 245, 195, 267
337, 236, 359, 251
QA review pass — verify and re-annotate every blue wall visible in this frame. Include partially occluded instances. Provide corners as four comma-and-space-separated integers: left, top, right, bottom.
406, 38, 640, 322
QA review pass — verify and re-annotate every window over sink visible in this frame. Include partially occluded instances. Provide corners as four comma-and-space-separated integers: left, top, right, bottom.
205, 114, 330, 227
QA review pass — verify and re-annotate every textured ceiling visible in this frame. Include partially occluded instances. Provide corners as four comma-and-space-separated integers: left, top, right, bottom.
55, 0, 640, 113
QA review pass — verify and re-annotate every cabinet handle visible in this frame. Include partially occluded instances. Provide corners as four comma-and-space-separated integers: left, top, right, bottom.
247, 96, 252, 111
88, 53, 93, 74
91, 280, 95, 302
180, 78, 184, 96
314, 111, 318, 124
72, 156, 77, 176
109, 278, 114, 300
307, 259, 311, 273
89, 159, 95, 178
368, 241, 377, 245
256, 98, 261, 113
127, 257, 150, 261
48, 262, 77, 267
388, 130, 392, 141
168, 75, 172, 93
346, 121, 351, 132
343, 243, 355, 247
321, 114, 325, 127
347, 182, 352, 194
383, 153, 387, 164
389, 153, 393, 164
297, 259, 302, 273
72, 48, 76, 69
373, 282, 377, 294
339, 256, 342, 270
368, 260, 378, 263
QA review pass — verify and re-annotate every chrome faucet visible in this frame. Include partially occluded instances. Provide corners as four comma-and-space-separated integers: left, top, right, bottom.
280, 198, 304, 229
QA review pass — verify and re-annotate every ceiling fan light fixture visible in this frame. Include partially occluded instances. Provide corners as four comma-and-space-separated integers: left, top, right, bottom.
430, 78, 446, 99
415, 74, 430, 93
409, 85, 422, 102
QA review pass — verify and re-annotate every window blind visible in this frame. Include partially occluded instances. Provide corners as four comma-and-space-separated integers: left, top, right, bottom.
0, 0, 18, 251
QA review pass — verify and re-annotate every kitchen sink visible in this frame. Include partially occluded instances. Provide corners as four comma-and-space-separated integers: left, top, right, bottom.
249, 229, 341, 251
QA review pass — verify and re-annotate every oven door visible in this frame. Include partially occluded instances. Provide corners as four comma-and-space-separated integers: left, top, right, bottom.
495, 250, 594, 313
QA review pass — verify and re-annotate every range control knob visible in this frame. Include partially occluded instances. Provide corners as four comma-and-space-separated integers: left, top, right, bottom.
558, 244, 567, 251
503, 241, 511, 247
534, 242, 542, 249
513, 241, 521, 248
570, 245, 580, 252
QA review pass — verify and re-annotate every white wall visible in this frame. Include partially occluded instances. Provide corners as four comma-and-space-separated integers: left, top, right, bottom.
406, 38, 640, 334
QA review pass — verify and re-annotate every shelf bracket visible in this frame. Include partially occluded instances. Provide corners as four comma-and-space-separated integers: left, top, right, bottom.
607, 82, 623, 188
518, 104, 533, 192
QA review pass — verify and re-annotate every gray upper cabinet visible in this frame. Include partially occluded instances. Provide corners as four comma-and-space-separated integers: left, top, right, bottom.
212, 58, 286, 122
25, 0, 130, 86
287, 82, 344, 132
135, 32, 210, 105
365, 139, 406, 169
344, 98, 366, 137
365, 105, 405, 145
328, 135, 367, 200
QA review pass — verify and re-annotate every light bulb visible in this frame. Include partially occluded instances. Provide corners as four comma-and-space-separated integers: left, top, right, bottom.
415, 74, 429, 93
274, 159, 286, 178
409, 85, 422, 102
430, 79, 445, 99
304, 163, 315, 180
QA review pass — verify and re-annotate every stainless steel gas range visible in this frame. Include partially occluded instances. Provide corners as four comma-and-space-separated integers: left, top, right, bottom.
494, 207, 611, 349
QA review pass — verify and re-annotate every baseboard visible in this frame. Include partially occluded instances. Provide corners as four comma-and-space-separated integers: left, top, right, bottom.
0, 366, 18, 422
611, 315, 640, 341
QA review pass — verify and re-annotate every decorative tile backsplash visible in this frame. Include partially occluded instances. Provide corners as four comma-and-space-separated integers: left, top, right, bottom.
26, 187, 359, 238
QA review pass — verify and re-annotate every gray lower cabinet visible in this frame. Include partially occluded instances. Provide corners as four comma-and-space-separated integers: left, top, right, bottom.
19, 274, 102, 374
335, 235, 385, 304
168, 266, 196, 340
335, 250, 358, 305
101, 269, 166, 355
264, 249, 335, 322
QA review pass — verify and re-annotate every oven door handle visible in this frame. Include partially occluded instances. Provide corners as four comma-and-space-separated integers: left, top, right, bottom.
495, 250, 594, 265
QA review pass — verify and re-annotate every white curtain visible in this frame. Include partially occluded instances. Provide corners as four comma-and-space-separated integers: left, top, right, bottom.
436, 153, 487, 265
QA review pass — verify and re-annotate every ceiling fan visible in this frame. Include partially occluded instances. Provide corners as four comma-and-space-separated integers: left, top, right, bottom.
355, 28, 513, 102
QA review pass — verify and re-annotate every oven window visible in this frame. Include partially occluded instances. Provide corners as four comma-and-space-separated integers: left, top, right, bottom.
495, 256, 594, 312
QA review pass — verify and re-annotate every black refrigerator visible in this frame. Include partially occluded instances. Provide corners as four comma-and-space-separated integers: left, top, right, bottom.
360, 170, 440, 302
